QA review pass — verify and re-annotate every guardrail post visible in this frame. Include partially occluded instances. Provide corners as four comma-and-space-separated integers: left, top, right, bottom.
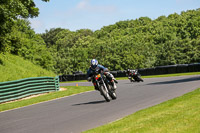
55, 76, 60, 91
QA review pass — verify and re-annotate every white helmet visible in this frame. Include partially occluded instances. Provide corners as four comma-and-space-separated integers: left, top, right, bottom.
90, 59, 98, 69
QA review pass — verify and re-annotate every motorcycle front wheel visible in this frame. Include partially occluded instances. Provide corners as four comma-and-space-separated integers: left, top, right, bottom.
99, 85, 111, 102
108, 85, 117, 100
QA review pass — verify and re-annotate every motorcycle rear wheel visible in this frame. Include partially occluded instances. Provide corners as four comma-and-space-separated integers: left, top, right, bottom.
137, 75, 144, 82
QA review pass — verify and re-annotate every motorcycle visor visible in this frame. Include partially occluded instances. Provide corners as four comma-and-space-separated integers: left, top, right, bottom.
91, 65, 97, 70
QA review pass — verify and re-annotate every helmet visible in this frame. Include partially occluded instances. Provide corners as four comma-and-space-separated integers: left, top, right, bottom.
90, 59, 98, 69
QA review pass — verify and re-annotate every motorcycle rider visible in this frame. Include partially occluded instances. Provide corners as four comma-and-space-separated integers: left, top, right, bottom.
127, 69, 143, 82
87, 59, 117, 90
127, 69, 135, 81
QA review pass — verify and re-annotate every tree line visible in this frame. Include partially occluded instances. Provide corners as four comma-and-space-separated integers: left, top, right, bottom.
0, 1, 200, 75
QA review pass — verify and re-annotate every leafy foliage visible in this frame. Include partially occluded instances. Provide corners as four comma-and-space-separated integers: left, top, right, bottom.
1, 2, 200, 76
0, 0, 49, 52
4, 19, 55, 70
41, 8, 200, 74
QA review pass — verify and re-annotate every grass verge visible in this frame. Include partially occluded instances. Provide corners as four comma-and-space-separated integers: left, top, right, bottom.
0, 53, 56, 82
84, 88, 200, 133
0, 86, 93, 112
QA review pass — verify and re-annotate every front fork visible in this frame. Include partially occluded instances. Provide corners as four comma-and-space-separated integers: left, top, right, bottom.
101, 79, 109, 92
93, 78, 109, 92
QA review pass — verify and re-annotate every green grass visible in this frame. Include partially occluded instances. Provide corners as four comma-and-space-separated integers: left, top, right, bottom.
0, 53, 56, 82
84, 88, 200, 133
0, 86, 93, 112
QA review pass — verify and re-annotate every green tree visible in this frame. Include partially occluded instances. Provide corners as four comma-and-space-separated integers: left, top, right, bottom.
41, 28, 65, 48
37, 8, 200, 74
0, 0, 50, 52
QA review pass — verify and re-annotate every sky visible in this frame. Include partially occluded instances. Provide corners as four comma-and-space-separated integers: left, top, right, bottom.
29, 0, 200, 33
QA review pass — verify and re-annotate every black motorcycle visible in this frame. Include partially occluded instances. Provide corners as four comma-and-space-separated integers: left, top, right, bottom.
93, 69, 117, 102
128, 70, 144, 82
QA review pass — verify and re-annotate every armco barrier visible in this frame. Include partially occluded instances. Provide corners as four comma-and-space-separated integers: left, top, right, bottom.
75, 74, 87, 80
155, 65, 177, 75
110, 71, 117, 77
59, 63, 200, 82
188, 63, 200, 72
116, 70, 126, 77
145, 68, 156, 75
0, 76, 59, 103
176, 64, 188, 73
138, 69, 147, 76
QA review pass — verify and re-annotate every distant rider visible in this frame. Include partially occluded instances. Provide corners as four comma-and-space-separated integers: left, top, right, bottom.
127, 69, 143, 82
87, 59, 117, 90
127, 69, 136, 78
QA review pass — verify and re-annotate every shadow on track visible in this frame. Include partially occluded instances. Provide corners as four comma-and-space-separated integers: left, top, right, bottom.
124, 82, 143, 84
72, 100, 106, 106
147, 76, 200, 85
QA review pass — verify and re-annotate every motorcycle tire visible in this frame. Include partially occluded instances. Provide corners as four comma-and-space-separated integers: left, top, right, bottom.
138, 77, 144, 82
109, 90, 117, 100
136, 75, 143, 82
99, 85, 111, 102
108, 85, 117, 100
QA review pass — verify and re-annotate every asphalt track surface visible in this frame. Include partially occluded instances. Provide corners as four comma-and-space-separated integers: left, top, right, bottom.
0, 75, 200, 133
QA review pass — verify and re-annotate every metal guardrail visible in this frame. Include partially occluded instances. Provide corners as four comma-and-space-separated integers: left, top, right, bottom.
0, 76, 59, 103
